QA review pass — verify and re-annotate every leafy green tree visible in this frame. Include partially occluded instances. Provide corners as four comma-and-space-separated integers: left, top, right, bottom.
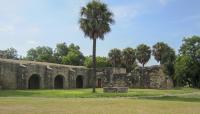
0, 47, 18, 59
36, 46, 54, 62
122, 47, 136, 73
79, 0, 114, 93
108, 48, 122, 67
174, 55, 193, 87
26, 46, 54, 62
162, 47, 176, 81
61, 49, 84, 66
84, 56, 111, 68
68, 43, 80, 51
6, 48, 18, 59
136, 44, 151, 77
175, 36, 200, 88
26, 48, 37, 61
54, 42, 68, 63
180, 36, 200, 63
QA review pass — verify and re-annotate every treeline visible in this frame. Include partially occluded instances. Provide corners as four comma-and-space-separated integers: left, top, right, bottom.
0, 36, 200, 88
25, 43, 85, 65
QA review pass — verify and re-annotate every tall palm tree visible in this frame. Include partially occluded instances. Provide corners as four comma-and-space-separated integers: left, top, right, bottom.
152, 42, 170, 64
136, 44, 151, 84
108, 48, 122, 68
122, 47, 136, 73
79, 0, 114, 93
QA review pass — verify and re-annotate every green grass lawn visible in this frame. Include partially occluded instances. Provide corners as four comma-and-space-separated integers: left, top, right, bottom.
0, 88, 200, 114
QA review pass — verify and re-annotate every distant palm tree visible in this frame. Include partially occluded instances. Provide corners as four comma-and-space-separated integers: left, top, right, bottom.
122, 47, 136, 73
136, 44, 151, 79
79, 0, 114, 93
152, 42, 169, 64
108, 48, 122, 68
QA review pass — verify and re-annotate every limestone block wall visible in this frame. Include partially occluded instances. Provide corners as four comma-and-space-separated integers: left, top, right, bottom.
0, 60, 18, 89
0, 58, 174, 90
91, 66, 173, 89
130, 65, 174, 89
149, 66, 174, 89
0, 58, 91, 89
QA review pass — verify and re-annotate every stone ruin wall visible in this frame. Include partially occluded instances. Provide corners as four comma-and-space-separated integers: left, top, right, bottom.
96, 66, 174, 89
0, 58, 173, 89
0, 58, 90, 89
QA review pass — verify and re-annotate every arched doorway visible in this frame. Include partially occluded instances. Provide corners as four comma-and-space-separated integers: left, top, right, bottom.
28, 74, 40, 89
97, 78, 102, 88
54, 75, 64, 89
76, 75, 83, 88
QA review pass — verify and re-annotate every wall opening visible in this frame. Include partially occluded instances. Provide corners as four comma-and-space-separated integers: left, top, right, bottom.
76, 75, 83, 88
97, 78, 102, 88
28, 74, 40, 89
54, 75, 64, 89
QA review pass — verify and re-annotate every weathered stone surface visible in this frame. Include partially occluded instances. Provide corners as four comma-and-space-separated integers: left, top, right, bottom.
0, 58, 173, 89
0, 58, 88, 89
130, 65, 174, 89
103, 87, 128, 93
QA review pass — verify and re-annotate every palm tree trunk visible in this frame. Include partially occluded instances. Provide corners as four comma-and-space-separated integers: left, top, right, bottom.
92, 38, 96, 93
142, 64, 144, 88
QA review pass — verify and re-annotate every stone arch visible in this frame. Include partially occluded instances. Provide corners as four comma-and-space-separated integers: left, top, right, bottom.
54, 75, 64, 89
76, 75, 83, 88
28, 74, 40, 89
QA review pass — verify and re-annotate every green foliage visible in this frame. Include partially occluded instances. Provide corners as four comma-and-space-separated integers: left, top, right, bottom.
0, 47, 18, 59
26, 46, 54, 62
136, 44, 151, 66
79, 0, 114, 39
175, 56, 192, 86
180, 36, 200, 63
25, 43, 84, 66
152, 42, 170, 64
175, 56, 200, 88
175, 36, 200, 88
54, 42, 68, 63
84, 56, 111, 68
162, 47, 176, 77
122, 47, 136, 72
61, 49, 84, 66
26, 48, 37, 61
108, 48, 122, 67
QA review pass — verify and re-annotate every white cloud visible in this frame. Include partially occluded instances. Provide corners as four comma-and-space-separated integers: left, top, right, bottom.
0, 25, 15, 32
111, 5, 140, 23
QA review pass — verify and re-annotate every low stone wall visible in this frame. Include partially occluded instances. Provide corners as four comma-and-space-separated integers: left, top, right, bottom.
103, 87, 128, 93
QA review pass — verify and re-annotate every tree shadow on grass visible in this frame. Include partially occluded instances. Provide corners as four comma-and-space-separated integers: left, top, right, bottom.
139, 95, 200, 102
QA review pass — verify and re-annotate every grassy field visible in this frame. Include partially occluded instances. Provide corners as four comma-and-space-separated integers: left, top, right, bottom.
0, 88, 200, 114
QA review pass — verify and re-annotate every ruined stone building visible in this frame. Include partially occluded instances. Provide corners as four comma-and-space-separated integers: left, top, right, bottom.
0, 58, 173, 89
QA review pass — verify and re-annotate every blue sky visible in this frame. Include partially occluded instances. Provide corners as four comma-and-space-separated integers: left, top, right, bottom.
0, 0, 200, 65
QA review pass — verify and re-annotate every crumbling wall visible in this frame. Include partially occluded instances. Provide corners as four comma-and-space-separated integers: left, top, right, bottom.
130, 65, 174, 89
98, 66, 174, 89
